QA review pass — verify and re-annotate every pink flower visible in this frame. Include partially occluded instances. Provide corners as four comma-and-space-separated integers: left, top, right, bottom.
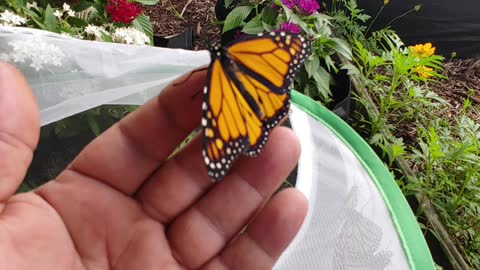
281, 0, 296, 9
276, 22, 301, 34
297, 0, 320, 15
281, 0, 320, 15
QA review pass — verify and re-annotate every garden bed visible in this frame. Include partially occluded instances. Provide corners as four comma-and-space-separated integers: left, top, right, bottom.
348, 66, 472, 270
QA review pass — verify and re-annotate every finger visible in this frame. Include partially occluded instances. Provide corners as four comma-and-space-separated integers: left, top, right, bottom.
136, 134, 213, 224
205, 189, 308, 270
165, 127, 301, 269
0, 62, 40, 200
67, 69, 206, 194
136, 127, 297, 225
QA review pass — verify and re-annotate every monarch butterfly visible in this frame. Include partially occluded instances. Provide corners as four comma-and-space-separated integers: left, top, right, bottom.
202, 31, 311, 181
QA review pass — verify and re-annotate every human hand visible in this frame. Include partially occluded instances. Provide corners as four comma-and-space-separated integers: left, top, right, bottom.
0, 62, 307, 270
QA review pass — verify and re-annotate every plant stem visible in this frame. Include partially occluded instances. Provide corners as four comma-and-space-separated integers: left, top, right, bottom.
385, 7, 417, 29
366, 4, 385, 36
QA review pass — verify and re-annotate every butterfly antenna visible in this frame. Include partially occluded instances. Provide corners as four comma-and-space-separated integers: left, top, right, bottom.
173, 66, 209, 86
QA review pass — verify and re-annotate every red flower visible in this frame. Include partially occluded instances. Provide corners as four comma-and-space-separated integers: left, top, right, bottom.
106, 0, 142, 24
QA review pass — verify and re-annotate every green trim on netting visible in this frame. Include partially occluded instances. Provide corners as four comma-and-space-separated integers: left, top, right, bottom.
291, 90, 435, 270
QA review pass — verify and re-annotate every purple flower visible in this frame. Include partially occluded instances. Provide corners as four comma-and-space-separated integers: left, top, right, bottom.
281, 0, 296, 9
276, 22, 301, 34
282, 0, 320, 15
298, 0, 320, 15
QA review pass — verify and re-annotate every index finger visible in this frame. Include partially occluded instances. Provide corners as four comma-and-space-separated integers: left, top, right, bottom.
66, 69, 207, 194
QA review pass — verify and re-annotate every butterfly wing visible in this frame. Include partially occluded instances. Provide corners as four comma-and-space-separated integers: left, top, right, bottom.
202, 59, 264, 180
232, 71, 291, 156
227, 32, 310, 94
227, 33, 310, 155
202, 32, 310, 180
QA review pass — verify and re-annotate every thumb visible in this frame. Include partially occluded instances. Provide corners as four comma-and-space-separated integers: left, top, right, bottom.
0, 62, 40, 200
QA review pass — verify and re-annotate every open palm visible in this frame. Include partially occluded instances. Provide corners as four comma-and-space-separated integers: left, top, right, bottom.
0, 63, 307, 270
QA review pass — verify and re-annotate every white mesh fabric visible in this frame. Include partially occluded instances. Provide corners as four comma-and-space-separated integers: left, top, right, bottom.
0, 26, 210, 126
273, 105, 410, 270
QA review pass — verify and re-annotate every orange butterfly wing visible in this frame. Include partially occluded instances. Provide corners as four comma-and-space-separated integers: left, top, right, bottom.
202, 32, 310, 180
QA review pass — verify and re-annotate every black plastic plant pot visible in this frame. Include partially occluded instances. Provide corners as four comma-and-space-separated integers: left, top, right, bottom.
153, 27, 195, 50
328, 68, 352, 120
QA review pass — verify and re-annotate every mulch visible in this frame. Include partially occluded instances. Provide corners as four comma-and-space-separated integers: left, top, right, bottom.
142, 0, 220, 50
435, 58, 480, 121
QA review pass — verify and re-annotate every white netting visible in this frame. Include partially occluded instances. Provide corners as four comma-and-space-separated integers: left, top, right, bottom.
0, 26, 210, 126
274, 106, 409, 269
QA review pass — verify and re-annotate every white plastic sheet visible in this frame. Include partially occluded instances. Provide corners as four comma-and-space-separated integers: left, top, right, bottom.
0, 26, 210, 126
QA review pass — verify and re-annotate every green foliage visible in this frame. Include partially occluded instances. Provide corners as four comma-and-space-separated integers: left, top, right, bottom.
133, 0, 159, 5
223, 0, 234, 8
411, 116, 480, 268
330, 1, 480, 266
326, 0, 370, 44
43, 4, 57, 31
40, 105, 138, 139
132, 14, 153, 43
222, 5, 254, 33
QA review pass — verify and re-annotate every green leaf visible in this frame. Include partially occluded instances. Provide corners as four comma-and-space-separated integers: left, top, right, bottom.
241, 15, 264, 35
44, 5, 58, 32
101, 32, 113, 42
224, 0, 234, 8
30, 16, 48, 30
222, 6, 253, 33
330, 37, 352, 59
262, 21, 274, 32
73, 0, 95, 11
133, 14, 153, 42
305, 57, 320, 78
134, 0, 159, 5
86, 114, 101, 136
312, 66, 332, 100
67, 16, 89, 28
261, 5, 277, 25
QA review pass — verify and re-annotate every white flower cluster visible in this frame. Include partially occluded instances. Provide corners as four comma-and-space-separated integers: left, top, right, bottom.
112, 27, 150, 45
0, 39, 65, 71
84, 25, 110, 41
26, 2, 38, 9
54, 3, 76, 19
0, 10, 27, 27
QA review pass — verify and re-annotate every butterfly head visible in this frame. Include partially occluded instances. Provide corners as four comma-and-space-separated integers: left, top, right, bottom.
208, 43, 224, 59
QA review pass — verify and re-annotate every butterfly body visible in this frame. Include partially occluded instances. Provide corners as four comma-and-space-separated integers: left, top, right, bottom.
201, 32, 310, 181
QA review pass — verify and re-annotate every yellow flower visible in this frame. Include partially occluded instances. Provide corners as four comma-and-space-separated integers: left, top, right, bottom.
413, 65, 434, 78
384, 0, 389, 4
409, 42, 436, 58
